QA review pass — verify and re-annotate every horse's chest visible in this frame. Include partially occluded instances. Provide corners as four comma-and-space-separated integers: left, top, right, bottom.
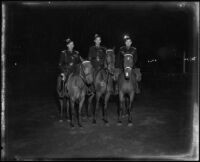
121, 82, 133, 91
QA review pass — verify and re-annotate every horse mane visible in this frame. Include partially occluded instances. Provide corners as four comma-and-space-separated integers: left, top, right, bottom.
72, 64, 82, 75
106, 49, 115, 60
104, 49, 115, 68
99, 69, 107, 81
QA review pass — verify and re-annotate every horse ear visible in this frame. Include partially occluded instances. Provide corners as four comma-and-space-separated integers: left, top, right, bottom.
80, 56, 84, 62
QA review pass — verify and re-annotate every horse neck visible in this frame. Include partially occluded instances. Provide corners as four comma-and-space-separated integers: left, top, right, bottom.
120, 68, 135, 81
79, 64, 86, 80
97, 68, 108, 81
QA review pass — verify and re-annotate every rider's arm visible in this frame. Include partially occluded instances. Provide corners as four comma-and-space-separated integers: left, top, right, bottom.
133, 48, 138, 65
88, 47, 94, 61
58, 52, 65, 73
75, 51, 83, 64
80, 56, 84, 62
116, 50, 123, 69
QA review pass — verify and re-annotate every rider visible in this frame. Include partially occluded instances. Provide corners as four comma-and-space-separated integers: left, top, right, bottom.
88, 34, 107, 71
87, 34, 107, 94
115, 34, 140, 94
58, 38, 83, 83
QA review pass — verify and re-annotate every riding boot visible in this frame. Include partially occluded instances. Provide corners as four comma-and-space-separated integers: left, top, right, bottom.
64, 71, 70, 96
135, 81, 141, 94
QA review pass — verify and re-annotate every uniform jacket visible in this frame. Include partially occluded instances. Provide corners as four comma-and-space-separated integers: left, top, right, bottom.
88, 45, 107, 69
116, 46, 137, 69
58, 49, 81, 73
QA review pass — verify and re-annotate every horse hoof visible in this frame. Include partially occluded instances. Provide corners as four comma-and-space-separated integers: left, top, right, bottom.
105, 123, 110, 127
78, 124, 83, 128
117, 122, 122, 126
103, 119, 108, 123
87, 117, 92, 121
59, 119, 63, 123
92, 120, 96, 124
67, 119, 71, 122
128, 123, 133, 127
70, 123, 75, 128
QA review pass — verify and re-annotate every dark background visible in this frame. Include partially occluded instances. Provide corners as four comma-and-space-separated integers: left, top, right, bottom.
6, 2, 197, 73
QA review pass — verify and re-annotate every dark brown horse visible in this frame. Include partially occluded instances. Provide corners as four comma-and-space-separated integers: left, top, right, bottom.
117, 54, 138, 126
90, 49, 116, 125
67, 60, 94, 127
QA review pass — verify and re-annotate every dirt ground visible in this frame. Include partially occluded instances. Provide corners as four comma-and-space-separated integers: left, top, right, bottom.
4, 73, 196, 160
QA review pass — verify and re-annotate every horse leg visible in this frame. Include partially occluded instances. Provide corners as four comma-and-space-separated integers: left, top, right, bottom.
128, 92, 134, 127
69, 99, 75, 128
124, 96, 129, 117
117, 91, 124, 125
59, 98, 64, 122
88, 93, 95, 119
103, 92, 110, 125
93, 92, 100, 124
77, 95, 85, 127
66, 98, 71, 122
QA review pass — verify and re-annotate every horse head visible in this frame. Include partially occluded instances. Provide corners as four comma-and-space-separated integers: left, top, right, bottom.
105, 49, 115, 75
80, 60, 94, 85
123, 54, 134, 80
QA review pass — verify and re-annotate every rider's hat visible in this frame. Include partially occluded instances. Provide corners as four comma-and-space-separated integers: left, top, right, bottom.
66, 38, 72, 45
94, 33, 101, 40
123, 34, 131, 42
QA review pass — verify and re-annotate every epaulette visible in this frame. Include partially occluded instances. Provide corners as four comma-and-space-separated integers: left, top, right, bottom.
74, 50, 79, 54
61, 50, 66, 53
120, 46, 126, 50
132, 46, 137, 50
101, 46, 107, 50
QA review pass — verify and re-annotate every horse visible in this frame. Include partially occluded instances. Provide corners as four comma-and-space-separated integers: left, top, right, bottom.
117, 53, 138, 126
89, 49, 116, 125
56, 71, 70, 122
67, 60, 94, 127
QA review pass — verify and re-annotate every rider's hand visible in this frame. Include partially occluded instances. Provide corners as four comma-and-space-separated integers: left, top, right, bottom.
61, 73, 65, 80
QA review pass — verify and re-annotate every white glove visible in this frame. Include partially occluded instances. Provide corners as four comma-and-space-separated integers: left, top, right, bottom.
61, 73, 65, 80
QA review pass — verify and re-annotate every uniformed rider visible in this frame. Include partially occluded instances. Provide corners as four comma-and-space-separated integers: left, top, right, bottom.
86, 34, 108, 94
88, 34, 107, 71
58, 38, 83, 82
116, 34, 140, 94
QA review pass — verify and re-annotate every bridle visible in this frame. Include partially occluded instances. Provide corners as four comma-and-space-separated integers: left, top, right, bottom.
104, 49, 115, 92
80, 61, 92, 85
123, 54, 133, 77
105, 49, 115, 76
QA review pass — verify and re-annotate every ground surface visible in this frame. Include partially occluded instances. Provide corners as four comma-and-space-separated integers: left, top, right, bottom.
5, 72, 196, 160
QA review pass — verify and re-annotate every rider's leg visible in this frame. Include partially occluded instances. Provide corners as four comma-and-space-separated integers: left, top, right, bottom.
135, 81, 140, 94
133, 69, 140, 94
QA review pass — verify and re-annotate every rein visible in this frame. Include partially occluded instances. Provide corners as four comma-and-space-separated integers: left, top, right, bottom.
80, 62, 92, 86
